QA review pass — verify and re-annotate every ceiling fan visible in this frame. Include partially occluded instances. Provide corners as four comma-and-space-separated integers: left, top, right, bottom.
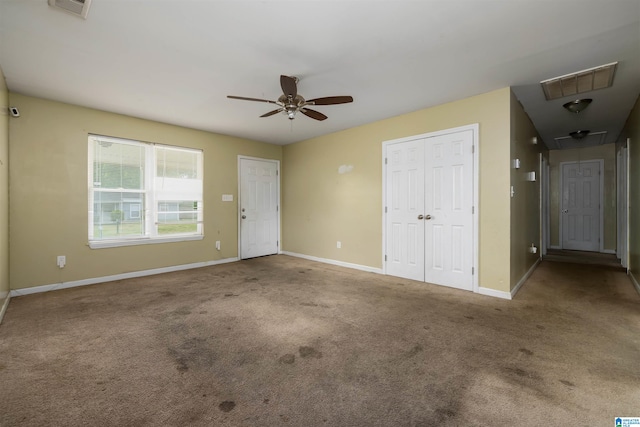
227, 75, 353, 121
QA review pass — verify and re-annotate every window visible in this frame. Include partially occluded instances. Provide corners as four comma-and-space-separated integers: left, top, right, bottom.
88, 135, 203, 248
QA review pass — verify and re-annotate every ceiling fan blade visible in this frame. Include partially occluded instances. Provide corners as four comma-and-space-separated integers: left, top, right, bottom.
307, 96, 354, 105
300, 108, 328, 121
280, 75, 297, 99
228, 95, 278, 105
260, 108, 283, 118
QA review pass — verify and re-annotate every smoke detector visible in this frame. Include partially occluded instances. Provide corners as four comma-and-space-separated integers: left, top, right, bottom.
48, 0, 92, 19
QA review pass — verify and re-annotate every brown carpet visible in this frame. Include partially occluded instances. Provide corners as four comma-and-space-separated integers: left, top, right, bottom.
0, 255, 638, 426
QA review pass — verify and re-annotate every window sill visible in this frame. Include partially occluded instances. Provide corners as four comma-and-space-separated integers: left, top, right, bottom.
89, 234, 204, 249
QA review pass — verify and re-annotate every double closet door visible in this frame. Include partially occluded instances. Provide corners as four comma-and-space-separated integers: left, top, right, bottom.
385, 129, 475, 291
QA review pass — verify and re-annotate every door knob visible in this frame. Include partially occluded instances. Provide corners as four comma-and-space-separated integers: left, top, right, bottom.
562, 209, 568, 213
241, 215, 246, 219
425, 215, 432, 220
418, 215, 424, 220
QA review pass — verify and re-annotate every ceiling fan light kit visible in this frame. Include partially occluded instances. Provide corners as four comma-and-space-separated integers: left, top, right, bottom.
228, 75, 353, 121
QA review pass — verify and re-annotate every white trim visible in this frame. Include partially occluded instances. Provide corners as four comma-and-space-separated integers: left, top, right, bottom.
477, 287, 512, 300
381, 123, 479, 293
548, 245, 562, 250
511, 257, 541, 299
238, 156, 281, 260
630, 271, 640, 296
9, 257, 239, 297
602, 249, 617, 255
0, 294, 10, 325
281, 251, 383, 275
89, 234, 203, 249
558, 159, 604, 252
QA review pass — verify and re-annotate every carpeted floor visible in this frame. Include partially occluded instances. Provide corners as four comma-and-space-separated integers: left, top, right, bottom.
0, 255, 638, 426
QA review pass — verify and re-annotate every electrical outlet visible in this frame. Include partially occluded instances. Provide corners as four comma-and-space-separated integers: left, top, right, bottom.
337, 241, 342, 249
57, 255, 66, 268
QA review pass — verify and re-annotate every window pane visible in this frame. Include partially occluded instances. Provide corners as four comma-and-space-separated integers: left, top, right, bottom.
92, 191, 145, 239
93, 139, 144, 190
157, 200, 201, 235
156, 146, 200, 179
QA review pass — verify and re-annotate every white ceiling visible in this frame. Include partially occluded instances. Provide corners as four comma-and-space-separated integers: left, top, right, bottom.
0, 0, 638, 147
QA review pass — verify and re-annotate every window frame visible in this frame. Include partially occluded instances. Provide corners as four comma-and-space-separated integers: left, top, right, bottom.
88, 134, 204, 249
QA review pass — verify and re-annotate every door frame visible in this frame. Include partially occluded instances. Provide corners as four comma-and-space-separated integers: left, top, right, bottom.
237, 156, 281, 259
540, 154, 550, 256
617, 144, 629, 269
558, 159, 604, 253
381, 123, 479, 293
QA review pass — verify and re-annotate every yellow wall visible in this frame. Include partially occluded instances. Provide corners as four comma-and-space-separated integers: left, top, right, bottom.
283, 88, 512, 293
621, 95, 640, 282
0, 68, 9, 312
9, 94, 282, 290
509, 91, 542, 289
548, 144, 617, 251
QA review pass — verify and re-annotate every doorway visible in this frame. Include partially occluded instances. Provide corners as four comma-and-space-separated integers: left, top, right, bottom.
383, 125, 478, 292
559, 160, 603, 252
238, 156, 280, 259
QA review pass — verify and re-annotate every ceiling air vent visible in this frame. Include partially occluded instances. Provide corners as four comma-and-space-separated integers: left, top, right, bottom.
540, 62, 618, 100
48, 0, 92, 19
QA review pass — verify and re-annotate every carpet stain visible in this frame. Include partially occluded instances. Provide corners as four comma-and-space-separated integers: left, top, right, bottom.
160, 291, 175, 297
279, 354, 296, 364
536, 324, 546, 330
519, 348, 534, 356
300, 302, 318, 307
560, 379, 576, 387
219, 401, 236, 412
173, 307, 191, 316
494, 308, 502, 311
435, 407, 457, 419
263, 399, 270, 404
299, 346, 323, 359
504, 367, 541, 381
224, 293, 239, 297
0, 363, 6, 371
406, 344, 424, 357
464, 316, 475, 320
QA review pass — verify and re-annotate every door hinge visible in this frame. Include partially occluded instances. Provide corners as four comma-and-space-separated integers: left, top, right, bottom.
385, 206, 388, 213
472, 267, 475, 275
277, 240, 279, 246
385, 255, 387, 262
472, 145, 475, 154
472, 206, 475, 214
385, 157, 388, 164
276, 170, 279, 176
277, 205, 279, 212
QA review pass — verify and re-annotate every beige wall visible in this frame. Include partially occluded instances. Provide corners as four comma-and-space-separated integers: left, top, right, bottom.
509, 91, 542, 289
283, 88, 512, 293
9, 94, 282, 290
0, 68, 9, 313
620, 94, 640, 283
548, 144, 616, 251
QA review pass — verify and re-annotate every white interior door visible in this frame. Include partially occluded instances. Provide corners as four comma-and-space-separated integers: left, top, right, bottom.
385, 139, 425, 281
384, 128, 474, 291
561, 160, 601, 252
424, 130, 474, 290
239, 157, 279, 259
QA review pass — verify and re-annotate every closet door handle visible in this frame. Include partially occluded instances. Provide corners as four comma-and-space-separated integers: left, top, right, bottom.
418, 215, 424, 220
425, 215, 432, 220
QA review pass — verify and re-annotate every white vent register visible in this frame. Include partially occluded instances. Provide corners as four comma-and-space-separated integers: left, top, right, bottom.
48, 0, 92, 19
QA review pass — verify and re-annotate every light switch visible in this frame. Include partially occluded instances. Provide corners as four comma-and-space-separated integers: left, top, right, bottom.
222, 194, 233, 202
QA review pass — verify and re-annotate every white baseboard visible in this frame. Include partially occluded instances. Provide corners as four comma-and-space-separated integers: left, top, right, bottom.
9, 257, 239, 297
511, 257, 541, 299
602, 249, 617, 254
548, 245, 562, 250
630, 271, 640, 296
0, 293, 10, 325
281, 251, 383, 275
477, 287, 512, 300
